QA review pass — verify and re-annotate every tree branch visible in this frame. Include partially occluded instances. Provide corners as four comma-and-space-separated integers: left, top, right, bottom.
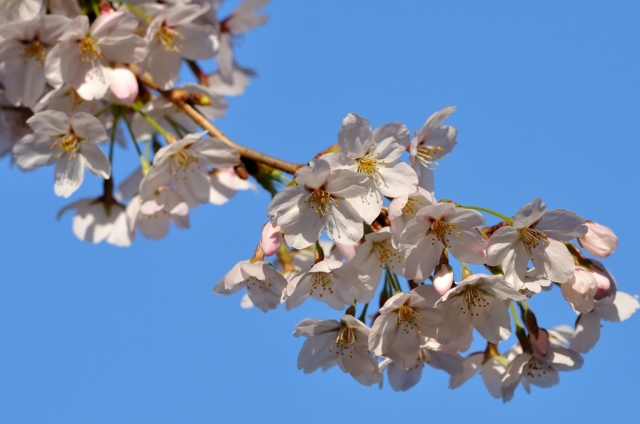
137, 73, 304, 175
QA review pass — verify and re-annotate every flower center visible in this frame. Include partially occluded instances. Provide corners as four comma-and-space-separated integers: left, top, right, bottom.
375, 242, 402, 271
458, 286, 490, 316
78, 37, 103, 63
50, 133, 80, 160
396, 305, 423, 334
158, 26, 185, 53
21, 39, 45, 65
402, 197, 424, 219
309, 272, 334, 298
416, 145, 445, 168
330, 325, 356, 357
357, 153, 385, 182
305, 189, 338, 217
245, 275, 271, 291
525, 356, 553, 378
171, 149, 200, 178
430, 218, 456, 246
520, 228, 549, 257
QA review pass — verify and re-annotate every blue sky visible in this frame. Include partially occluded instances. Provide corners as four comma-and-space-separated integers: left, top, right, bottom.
1, 1, 639, 422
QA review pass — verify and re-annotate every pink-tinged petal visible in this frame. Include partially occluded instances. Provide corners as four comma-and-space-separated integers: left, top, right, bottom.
337, 113, 372, 158
70, 112, 108, 143
76, 65, 110, 101
139, 160, 172, 200
398, 216, 430, 250
140, 214, 171, 240
296, 332, 336, 373
501, 353, 531, 387
80, 142, 110, 179
267, 186, 308, 227
449, 353, 482, 389
437, 299, 473, 345
177, 23, 218, 60
535, 209, 587, 240
414, 164, 435, 193
501, 242, 529, 290
486, 226, 519, 266
165, 4, 209, 27
27, 110, 69, 136
325, 199, 364, 245
513, 197, 546, 229
402, 239, 441, 283
481, 358, 507, 398
388, 195, 408, 219
376, 161, 418, 197
578, 221, 618, 258
447, 229, 486, 264
107, 67, 139, 104
189, 137, 240, 167
174, 166, 211, 208
594, 291, 640, 322
91, 11, 138, 40
570, 312, 600, 354
282, 209, 324, 250
529, 329, 550, 357
5, 57, 46, 108
415, 106, 456, 143
415, 202, 455, 220
547, 347, 583, 371
387, 362, 422, 392
13, 134, 56, 170
448, 208, 486, 228
216, 33, 234, 84
388, 324, 421, 369
343, 184, 382, 225
371, 122, 410, 159
293, 318, 341, 338
539, 239, 575, 283
54, 155, 84, 198
325, 169, 370, 198
144, 49, 182, 90
295, 160, 331, 189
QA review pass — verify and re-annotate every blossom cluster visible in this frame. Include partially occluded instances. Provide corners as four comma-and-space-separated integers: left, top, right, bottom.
0, 0, 267, 244
1, 0, 636, 401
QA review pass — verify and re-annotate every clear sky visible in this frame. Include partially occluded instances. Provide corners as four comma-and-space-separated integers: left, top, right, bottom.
1, 1, 639, 422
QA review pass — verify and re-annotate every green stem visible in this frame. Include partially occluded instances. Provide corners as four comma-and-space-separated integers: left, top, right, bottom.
386, 270, 402, 294
510, 302, 523, 328
123, 116, 151, 174
135, 109, 173, 142
456, 204, 513, 225
94, 104, 112, 118
126, 3, 152, 23
108, 114, 118, 166
357, 303, 369, 323
91, 0, 100, 18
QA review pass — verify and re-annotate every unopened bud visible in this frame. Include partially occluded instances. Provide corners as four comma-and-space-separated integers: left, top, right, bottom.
260, 222, 282, 257
578, 221, 618, 258
529, 328, 550, 357
433, 264, 454, 295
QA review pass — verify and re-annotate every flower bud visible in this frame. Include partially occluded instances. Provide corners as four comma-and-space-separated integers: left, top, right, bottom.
592, 266, 615, 300
529, 328, 550, 357
578, 221, 618, 258
109, 67, 138, 104
433, 264, 454, 295
260, 223, 282, 256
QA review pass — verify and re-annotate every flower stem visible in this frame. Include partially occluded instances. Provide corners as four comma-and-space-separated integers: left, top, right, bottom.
510, 302, 523, 329
126, 3, 152, 23
134, 108, 176, 144
455, 204, 513, 225
358, 302, 369, 323
122, 116, 151, 175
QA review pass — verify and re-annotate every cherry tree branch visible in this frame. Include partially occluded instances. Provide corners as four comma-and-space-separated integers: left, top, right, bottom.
137, 73, 304, 175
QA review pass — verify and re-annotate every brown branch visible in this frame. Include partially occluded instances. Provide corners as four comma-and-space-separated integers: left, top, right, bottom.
136, 72, 304, 175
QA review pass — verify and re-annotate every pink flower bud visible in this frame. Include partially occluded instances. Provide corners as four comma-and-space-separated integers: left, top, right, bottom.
109, 67, 138, 104
433, 264, 454, 295
592, 267, 614, 300
578, 221, 618, 258
100, 2, 115, 15
529, 328, 550, 357
260, 223, 282, 256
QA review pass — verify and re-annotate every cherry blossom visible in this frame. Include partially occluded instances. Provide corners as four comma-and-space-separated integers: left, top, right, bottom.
267, 159, 369, 249
349, 227, 404, 292
409, 106, 458, 193
369, 285, 442, 369
449, 351, 508, 399
0, 0, 42, 25
293, 315, 381, 386
139, 132, 240, 208
126, 187, 190, 240
0, 14, 70, 108
285, 258, 371, 311
209, 167, 256, 205
437, 274, 526, 345
45, 11, 146, 100
322, 113, 417, 223
13, 110, 110, 197
400, 202, 486, 282
561, 266, 597, 314
388, 186, 436, 247
486, 197, 587, 290
213, 259, 287, 312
